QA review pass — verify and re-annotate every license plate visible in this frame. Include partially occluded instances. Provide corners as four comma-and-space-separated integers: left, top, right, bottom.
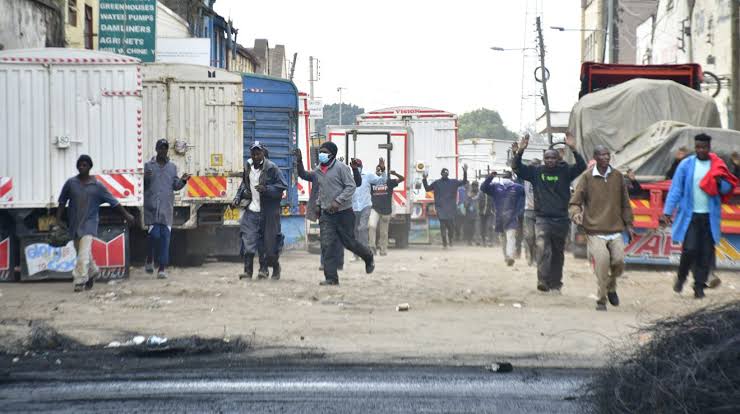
223, 206, 241, 223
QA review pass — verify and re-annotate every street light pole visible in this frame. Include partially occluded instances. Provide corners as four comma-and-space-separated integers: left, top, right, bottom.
536, 16, 553, 145
337, 87, 345, 125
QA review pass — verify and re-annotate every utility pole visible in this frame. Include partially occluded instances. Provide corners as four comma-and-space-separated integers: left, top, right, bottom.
535, 16, 553, 144
309, 56, 316, 100
337, 87, 345, 125
732, 0, 739, 130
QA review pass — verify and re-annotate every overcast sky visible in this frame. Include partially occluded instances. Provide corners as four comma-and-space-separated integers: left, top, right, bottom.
215, 0, 583, 133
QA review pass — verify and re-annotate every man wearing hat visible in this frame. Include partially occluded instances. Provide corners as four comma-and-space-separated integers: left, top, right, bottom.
313, 141, 375, 285
55, 155, 135, 291
234, 142, 287, 280
143, 139, 190, 279
663, 133, 738, 299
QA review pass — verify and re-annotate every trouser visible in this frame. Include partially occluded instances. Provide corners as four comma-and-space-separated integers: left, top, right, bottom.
480, 214, 494, 245
147, 224, 171, 269
368, 209, 391, 253
523, 211, 536, 265
439, 219, 455, 247
515, 214, 524, 257
320, 237, 344, 269
454, 213, 464, 241
73, 235, 98, 285
320, 208, 373, 282
535, 217, 569, 290
677, 213, 714, 290
587, 235, 625, 303
354, 206, 372, 250
241, 210, 267, 271
500, 228, 518, 260
464, 215, 477, 244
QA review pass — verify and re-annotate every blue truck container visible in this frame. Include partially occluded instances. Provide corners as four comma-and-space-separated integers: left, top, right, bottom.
242, 73, 299, 213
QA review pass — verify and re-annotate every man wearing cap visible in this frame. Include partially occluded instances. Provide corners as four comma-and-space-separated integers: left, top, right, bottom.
350, 157, 386, 257
313, 141, 375, 286
422, 165, 468, 249
55, 155, 135, 292
143, 139, 190, 279
234, 142, 287, 280
662, 133, 738, 299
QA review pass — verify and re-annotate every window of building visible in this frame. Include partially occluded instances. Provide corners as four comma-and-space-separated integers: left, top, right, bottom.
68, 0, 78, 26
84, 5, 94, 49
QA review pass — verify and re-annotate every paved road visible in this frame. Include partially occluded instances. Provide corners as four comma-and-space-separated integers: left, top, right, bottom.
0, 365, 590, 413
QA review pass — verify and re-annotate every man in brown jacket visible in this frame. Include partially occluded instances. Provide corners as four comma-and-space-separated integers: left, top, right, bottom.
569, 145, 636, 311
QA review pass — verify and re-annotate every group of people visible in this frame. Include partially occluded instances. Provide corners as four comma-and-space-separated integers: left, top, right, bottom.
54, 132, 737, 305
423, 132, 737, 310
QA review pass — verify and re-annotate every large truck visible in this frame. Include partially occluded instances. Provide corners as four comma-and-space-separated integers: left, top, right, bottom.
139, 63, 244, 265
569, 62, 740, 269
0, 49, 143, 281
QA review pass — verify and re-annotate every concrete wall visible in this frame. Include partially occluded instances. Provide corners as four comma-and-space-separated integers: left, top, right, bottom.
0, 0, 64, 50
64, 0, 98, 49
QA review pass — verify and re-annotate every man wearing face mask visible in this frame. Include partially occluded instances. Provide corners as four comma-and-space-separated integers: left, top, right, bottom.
314, 141, 375, 286
513, 133, 586, 293
422, 165, 468, 249
234, 142, 287, 280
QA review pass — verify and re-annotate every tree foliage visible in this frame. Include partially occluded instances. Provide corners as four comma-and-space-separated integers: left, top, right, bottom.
458, 108, 517, 140
315, 103, 365, 136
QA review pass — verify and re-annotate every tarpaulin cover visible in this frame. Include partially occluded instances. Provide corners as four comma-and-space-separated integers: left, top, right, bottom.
612, 121, 740, 179
569, 78, 721, 160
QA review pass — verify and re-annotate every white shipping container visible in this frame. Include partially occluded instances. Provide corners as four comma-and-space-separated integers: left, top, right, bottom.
0, 48, 143, 209
141, 63, 243, 228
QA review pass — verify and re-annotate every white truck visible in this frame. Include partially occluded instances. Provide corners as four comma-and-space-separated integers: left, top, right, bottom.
140, 63, 244, 264
345, 106, 460, 246
0, 49, 143, 281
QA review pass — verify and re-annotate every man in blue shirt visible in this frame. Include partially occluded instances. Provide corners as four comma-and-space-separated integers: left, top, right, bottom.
351, 158, 386, 258
663, 133, 736, 298
55, 155, 135, 292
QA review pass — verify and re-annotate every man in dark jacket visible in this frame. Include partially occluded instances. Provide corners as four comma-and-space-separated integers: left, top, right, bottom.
513, 133, 587, 292
313, 141, 375, 286
481, 171, 525, 266
422, 165, 468, 248
143, 139, 190, 279
234, 142, 287, 280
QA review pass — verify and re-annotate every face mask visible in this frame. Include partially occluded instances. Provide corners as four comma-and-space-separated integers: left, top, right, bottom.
318, 153, 330, 164
357, 167, 362, 174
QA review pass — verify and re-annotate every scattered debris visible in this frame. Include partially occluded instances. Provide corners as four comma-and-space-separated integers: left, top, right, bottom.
105, 341, 122, 348
147, 336, 168, 346
55, 359, 61, 365
132, 336, 146, 345
27, 321, 82, 351
396, 303, 410, 312
12, 357, 19, 363
486, 362, 513, 373
512, 303, 522, 309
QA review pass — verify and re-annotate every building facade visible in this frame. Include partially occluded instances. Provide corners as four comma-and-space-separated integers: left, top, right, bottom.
64, 0, 98, 49
581, 0, 659, 64
0, 0, 65, 50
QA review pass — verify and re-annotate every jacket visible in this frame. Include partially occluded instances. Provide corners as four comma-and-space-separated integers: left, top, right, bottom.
422, 170, 468, 220
569, 166, 633, 235
234, 158, 287, 213
143, 158, 187, 226
314, 159, 357, 212
699, 153, 738, 203
480, 177, 525, 231
513, 151, 587, 218
663, 155, 734, 244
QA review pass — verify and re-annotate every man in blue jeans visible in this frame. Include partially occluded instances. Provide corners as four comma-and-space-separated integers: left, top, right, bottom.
143, 139, 190, 279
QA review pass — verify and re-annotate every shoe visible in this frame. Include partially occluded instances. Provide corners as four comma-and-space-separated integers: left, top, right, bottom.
145, 262, 154, 274
319, 280, 339, 286
257, 268, 269, 280
271, 263, 281, 280
364, 256, 375, 274
506, 258, 515, 267
238, 272, 252, 280
596, 302, 607, 311
537, 283, 550, 292
74, 283, 85, 292
84, 277, 95, 290
673, 277, 685, 293
694, 288, 705, 299
706, 275, 722, 289
607, 291, 620, 306
157, 271, 168, 279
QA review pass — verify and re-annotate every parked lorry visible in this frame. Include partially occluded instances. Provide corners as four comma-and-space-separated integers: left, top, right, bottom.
0, 49, 142, 281
568, 62, 739, 269
139, 63, 244, 265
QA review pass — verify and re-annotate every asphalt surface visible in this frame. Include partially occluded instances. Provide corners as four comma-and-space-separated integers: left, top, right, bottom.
0, 365, 590, 413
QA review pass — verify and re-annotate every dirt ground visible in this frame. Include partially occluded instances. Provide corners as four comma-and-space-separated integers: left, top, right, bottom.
1, 245, 738, 367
